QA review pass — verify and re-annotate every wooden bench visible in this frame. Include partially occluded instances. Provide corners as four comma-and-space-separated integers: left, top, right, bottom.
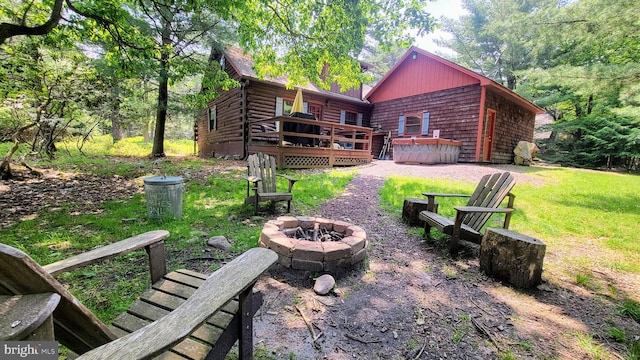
0, 231, 278, 359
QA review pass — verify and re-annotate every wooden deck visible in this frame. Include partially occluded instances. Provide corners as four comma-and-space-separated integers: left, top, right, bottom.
248, 116, 373, 169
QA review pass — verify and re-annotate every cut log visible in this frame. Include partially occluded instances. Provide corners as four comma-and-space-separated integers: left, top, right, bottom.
402, 198, 437, 226
480, 228, 546, 288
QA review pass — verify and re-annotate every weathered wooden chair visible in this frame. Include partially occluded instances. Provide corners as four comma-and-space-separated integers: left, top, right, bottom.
418, 172, 516, 253
0, 230, 277, 359
245, 153, 299, 214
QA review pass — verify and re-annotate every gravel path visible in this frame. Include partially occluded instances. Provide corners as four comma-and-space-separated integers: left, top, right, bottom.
253, 161, 542, 359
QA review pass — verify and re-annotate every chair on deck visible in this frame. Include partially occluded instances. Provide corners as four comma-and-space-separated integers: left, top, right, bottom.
0, 230, 277, 360
245, 153, 299, 214
418, 172, 516, 253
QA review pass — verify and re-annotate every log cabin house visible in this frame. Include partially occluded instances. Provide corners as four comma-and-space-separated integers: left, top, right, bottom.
196, 47, 374, 168
196, 46, 544, 168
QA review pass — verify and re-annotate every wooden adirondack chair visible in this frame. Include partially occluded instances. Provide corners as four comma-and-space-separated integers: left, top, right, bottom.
0, 230, 278, 359
418, 172, 516, 253
245, 153, 299, 214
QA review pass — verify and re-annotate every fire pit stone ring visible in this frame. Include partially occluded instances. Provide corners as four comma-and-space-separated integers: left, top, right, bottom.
259, 216, 368, 272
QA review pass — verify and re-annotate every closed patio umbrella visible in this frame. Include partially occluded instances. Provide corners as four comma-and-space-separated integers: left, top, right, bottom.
290, 88, 304, 114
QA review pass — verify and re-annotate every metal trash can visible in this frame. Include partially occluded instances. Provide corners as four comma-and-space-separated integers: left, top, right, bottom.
144, 176, 184, 220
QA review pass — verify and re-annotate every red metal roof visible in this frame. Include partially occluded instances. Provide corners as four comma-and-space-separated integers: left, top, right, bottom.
366, 47, 544, 114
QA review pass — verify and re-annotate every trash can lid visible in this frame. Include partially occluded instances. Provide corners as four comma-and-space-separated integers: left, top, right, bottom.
144, 176, 183, 185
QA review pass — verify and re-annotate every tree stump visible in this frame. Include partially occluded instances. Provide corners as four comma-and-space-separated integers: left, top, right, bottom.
402, 198, 436, 226
480, 228, 546, 288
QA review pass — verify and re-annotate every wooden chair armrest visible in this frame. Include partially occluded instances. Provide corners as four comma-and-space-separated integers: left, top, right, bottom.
76, 247, 278, 360
421, 193, 470, 212
277, 174, 299, 192
43, 230, 170, 283
422, 192, 471, 198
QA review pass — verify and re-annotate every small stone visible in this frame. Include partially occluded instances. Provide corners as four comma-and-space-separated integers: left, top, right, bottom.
207, 235, 233, 251
313, 274, 336, 295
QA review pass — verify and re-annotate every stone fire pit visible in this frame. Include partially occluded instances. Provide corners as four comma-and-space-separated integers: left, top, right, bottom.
259, 216, 368, 272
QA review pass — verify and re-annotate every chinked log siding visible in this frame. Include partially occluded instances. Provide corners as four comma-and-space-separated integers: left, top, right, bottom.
370, 85, 481, 162
483, 89, 536, 164
198, 61, 244, 157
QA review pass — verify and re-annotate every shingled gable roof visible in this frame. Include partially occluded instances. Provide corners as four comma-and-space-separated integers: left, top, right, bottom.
222, 47, 371, 104
365, 46, 544, 115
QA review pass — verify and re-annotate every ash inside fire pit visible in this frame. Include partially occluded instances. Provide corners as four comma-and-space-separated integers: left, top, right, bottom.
282, 226, 345, 242
259, 216, 368, 272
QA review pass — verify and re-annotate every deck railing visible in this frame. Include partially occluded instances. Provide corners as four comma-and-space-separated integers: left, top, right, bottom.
248, 116, 373, 168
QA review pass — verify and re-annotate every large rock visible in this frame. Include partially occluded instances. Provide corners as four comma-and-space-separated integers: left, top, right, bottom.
313, 274, 335, 295
207, 235, 233, 251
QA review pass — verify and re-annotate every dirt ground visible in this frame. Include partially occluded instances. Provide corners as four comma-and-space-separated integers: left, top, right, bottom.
251, 161, 640, 360
1, 159, 638, 359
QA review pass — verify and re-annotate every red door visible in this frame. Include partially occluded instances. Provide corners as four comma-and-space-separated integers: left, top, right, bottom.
482, 109, 496, 162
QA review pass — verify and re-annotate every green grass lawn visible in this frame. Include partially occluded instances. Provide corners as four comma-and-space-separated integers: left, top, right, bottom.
380, 165, 640, 282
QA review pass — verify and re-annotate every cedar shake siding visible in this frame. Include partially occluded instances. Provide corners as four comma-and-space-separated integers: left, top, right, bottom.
483, 89, 537, 164
370, 85, 482, 163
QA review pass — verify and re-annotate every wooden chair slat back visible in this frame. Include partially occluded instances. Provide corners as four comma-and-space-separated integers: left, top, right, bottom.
466, 174, 494, 206
464, 172, 516, 231
248, 153, 278, 194
0, 244, 116, 354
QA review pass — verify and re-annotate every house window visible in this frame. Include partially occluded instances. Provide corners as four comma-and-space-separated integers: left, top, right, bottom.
404, 113, 422, 134
208, 105, 217, 131
308, 103, 322, 120
283, 99, 294, 114
400, 112, 430, 135
340, 111, 357, 125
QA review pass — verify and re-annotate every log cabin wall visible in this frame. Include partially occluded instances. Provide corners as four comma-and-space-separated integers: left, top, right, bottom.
246, 81, 372, 125
199, 78, 373, 159
198, 61, 244, 158
370, 85, 481, 162
483, 89, 536, 164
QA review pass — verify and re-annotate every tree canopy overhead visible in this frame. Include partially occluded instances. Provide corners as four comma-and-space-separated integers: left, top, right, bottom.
1, 0, 437, 158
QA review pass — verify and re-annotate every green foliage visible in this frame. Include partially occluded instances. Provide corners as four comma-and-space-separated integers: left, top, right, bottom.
57, 135, 194, 157
630, 340, 640, 360
236, 0, 435, 91
606, 327, 627, 342
618, 299, 640, 323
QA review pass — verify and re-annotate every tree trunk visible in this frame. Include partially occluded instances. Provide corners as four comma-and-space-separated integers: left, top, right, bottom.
151, 14, 172, 158
480, 228, 546, 288
0, 123, 37, 179
110, 81, 124, 142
